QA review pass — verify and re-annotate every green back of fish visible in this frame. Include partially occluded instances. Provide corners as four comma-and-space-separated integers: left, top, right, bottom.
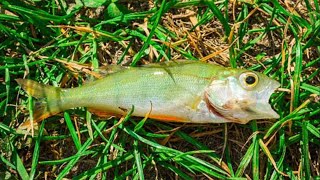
62, 61, 225, 114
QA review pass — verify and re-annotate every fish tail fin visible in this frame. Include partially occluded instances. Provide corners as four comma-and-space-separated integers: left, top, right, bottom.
16, 79, 64, 128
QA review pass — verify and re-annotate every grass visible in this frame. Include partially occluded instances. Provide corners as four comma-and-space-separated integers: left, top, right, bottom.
0, 0, 319, 179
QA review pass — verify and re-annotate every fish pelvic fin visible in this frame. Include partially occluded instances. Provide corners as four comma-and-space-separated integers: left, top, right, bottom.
16, 79, 64, 128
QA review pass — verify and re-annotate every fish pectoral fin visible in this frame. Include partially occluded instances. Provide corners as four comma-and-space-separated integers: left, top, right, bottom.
186, 95, 203, 110
88, 108, 122, 118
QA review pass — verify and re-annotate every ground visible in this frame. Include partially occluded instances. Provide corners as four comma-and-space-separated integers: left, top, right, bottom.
0, 0, 319, 179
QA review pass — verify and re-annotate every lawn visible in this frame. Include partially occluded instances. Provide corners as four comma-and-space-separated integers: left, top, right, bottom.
0, 0, 319, 179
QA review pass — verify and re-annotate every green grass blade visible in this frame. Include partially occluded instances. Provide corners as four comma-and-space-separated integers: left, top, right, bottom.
205, 1, 230, 35
10, 143, 30, 180
39, 151, 96, 165
251, 121, 259, 180
73, 152, 135, 180
0, 122, 16, 134
301, 121, 311, 178
29, 120, 46, 179
131, 0, 166, 66
306, 123, 320, 138
235, 143, 254, 177
64, 112, 82, 150
158, 161, 192, 180
133, 140, 144, 180
56, 121, 108, 179
292, 39, 303, 108
121, 126, 229, 179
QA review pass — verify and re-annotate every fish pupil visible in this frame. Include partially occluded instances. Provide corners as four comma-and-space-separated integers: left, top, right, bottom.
245, 76, 256, 85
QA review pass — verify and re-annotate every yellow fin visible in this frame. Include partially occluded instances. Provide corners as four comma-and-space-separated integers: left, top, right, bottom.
16, 79, 60, 99
149, 114, 188, 122
16, 79, 64, 128
88, 108, 122, 118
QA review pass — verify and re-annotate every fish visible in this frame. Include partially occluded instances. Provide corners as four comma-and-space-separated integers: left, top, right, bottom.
16, 61, 280, 127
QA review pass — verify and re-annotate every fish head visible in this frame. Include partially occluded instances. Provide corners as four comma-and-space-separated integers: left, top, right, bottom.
205, 69, 280, 124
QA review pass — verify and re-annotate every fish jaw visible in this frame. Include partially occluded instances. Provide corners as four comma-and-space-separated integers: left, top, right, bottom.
251, 79, 281, 119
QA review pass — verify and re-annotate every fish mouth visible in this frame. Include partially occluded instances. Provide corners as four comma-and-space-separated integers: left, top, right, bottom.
254, 80, 281, 119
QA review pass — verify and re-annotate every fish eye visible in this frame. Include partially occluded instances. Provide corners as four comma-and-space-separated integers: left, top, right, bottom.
245, 75, 256, 85
239, 72, 259, 90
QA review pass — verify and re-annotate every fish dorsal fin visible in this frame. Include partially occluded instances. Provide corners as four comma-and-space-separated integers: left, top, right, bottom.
85, 65, 129, 80
97, 60, 195, 76
91, 60, 198, 79
141, 60, 195, 68
80, 65, 129, 85
96, 65, 129, 77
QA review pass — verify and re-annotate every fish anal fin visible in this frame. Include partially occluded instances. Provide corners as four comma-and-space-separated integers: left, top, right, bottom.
88, 108, 122, 118
148, 114, 188, 122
